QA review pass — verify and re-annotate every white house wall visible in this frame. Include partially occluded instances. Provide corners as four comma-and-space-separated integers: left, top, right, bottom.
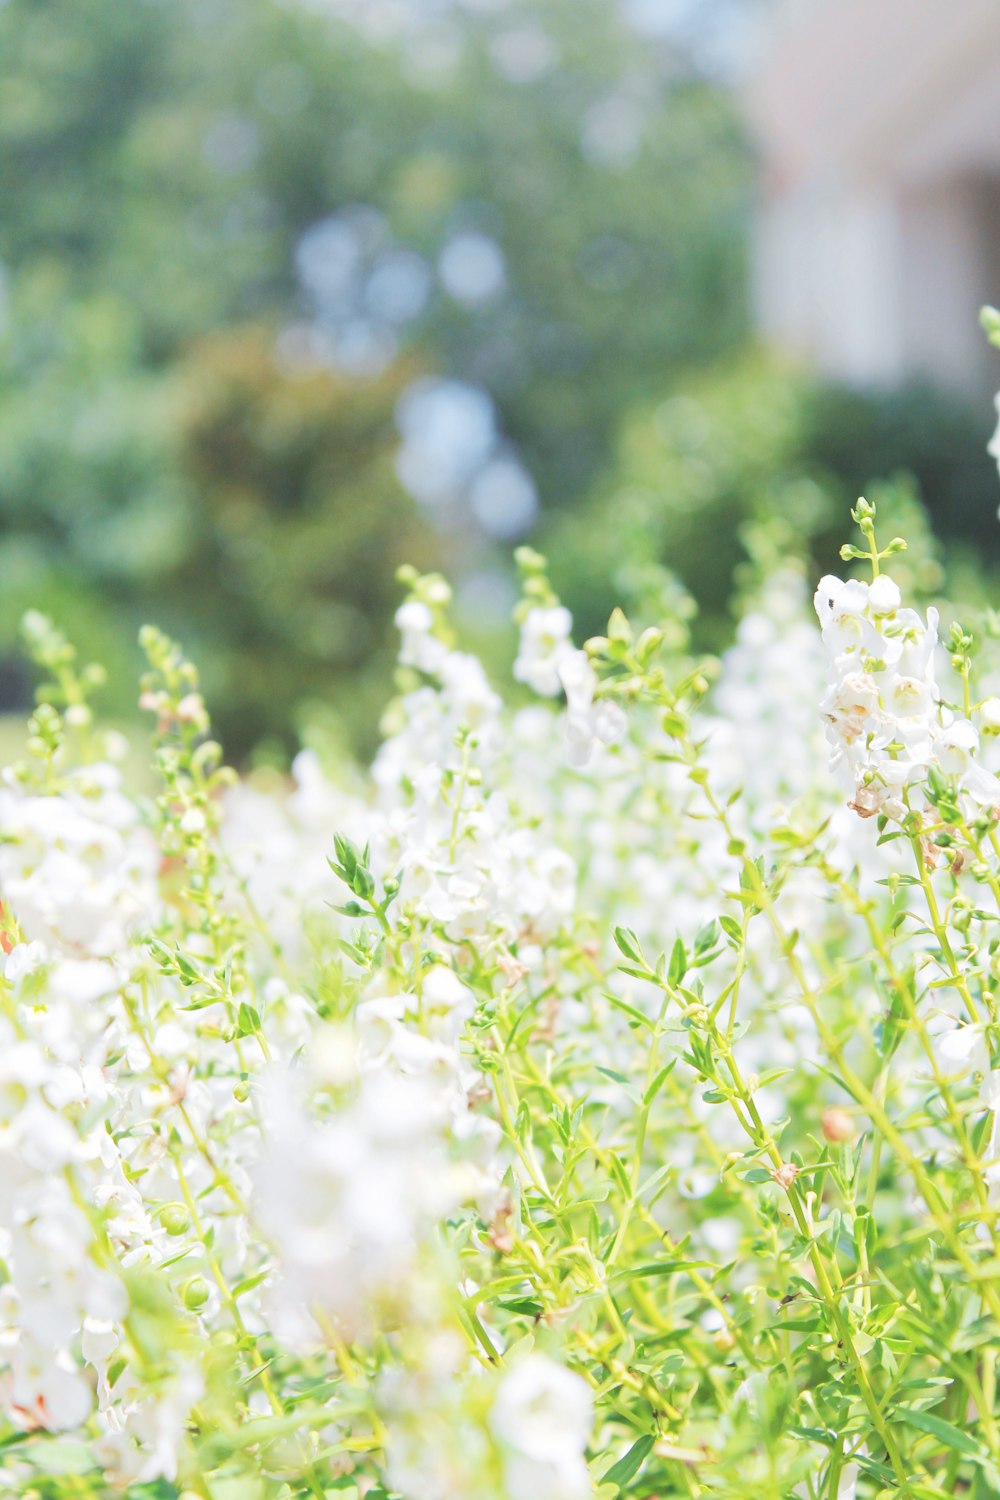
754, 178, 903, 387
748, 0, 1000, 401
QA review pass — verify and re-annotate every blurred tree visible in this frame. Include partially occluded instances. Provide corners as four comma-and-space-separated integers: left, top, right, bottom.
0, 282, 436, 753
0, 271, 183, 708
0, 0, 753, 749
173, 329, 438, 754
547, 354, 1000, 651
799, 381, 1000, 558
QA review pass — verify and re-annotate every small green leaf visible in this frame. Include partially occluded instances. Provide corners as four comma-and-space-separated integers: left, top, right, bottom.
626, 1259, 712, 1279
604, 1434, 655, 1490
232, 1270, 271, 1299
898, 1405, 988, 1462
237, 1002, 261, 1037
603, 992, 654, 1030
694, 919, 718, 954
719, 914, 742, 944
498, 1297, 544, 1317
643, 1061, 676, 1106
613, 927, 644, 964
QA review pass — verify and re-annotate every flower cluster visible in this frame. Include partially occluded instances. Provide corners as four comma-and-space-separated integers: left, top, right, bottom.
255, 962, 503, 1347
815, 507, 1000, 821
2, 481, 1000, 1499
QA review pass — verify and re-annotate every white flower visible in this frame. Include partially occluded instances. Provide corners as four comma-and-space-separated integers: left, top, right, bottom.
989, 391, 1000, 477
253, 1036, 491, 1342
7, 1348, 93, 1432
419, 965, 477, 1038
980, 696, 1000, 732
491, 1355, 593, 1500
558, 651, 626, 768
0, 779, 159, 957
867, 575, 902, 613
814, 576, 875, 661
179, 807, 206, 836
732, 1370, 768, 1415
94, 1364, 204, 1485
2, 941, 47, 985
937, 718, 980, 776
514, 606, 575, 697
815, 570, 946, 819
396, 600, 448, 675
837, 1461, 859, 1499
820, 672, 881, 750
937, 718, 1000, 806
934, 1023, 989, 1079
439, 651, 502, 729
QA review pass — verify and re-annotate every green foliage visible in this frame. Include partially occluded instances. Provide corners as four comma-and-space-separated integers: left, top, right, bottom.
0, 0, 752, 753
548, 353, 1000, 651
7, 495, 1000, 1495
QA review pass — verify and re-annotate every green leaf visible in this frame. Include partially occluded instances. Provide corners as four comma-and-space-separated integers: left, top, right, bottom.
333, 833, 359, 877
604, 1434, 655, 1490
643, 1061, 676, 1105
853, 1453, 898, 1486
596, 1066, 644, 1107
719, 914, 743, 944
232, 1270, 271, 1299
618, 964, 656, 984
897, 1405, 988, 1462
497, 1297, 544, 1317
603, 992, 654, 1030
237, 1002, 261, 1037
637, 1162, 672, 1202
694, 919, 718, 954
626, 1259, 712, 1279
668, 937, 687, 986
613, 926, 644, 964
31, 1440, 94, 1476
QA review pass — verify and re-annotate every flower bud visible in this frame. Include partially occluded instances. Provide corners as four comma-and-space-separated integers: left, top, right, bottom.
180, 808, 207, 836
821, 1107, 854, 1144
177, 693, 207, 726
182, 1276, 210, 1311
161, 1204, 191, 1237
